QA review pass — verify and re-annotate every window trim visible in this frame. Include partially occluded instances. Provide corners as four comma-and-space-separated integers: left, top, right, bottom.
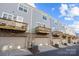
16, 16, 24, 22
8, 14, 13, 20
1, 12, 8, 19
12, 15, 17, 20
1, 12, 24, 22
18, 4, 27, 13
2, 12, 14, 20
19, 7, 23, 11
23, 8, 27, 12
43, 16, 47, 20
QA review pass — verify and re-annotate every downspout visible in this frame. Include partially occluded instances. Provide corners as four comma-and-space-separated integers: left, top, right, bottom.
27, 7, 33, 48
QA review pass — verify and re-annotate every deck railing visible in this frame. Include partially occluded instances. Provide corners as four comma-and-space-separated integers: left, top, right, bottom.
35, 26, 50, 34
0, 18, 27, 32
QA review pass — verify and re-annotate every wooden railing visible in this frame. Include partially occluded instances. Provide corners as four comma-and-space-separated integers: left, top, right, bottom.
0, 18, 27, 32
35, 26, 50, 34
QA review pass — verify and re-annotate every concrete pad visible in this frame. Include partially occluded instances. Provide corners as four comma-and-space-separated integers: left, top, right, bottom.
67, 43, 76, 46
38, 45, 58, 53
59, 44, 67, 48
0, 49, 32, 56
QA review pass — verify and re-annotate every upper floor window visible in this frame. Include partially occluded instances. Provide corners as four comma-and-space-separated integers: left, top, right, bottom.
17, 16, 23, 22
18, 4, 27, 13
1, 12, 24, 23
2, 12, 8, 19
24, 8, 27, 12
8, 14, 12, 20
2, 12, 14, 20
43, 16, 47, 20
19, 7, 23, 11
13, 16, 17, 20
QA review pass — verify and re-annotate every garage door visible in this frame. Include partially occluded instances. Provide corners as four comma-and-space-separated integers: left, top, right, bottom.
0, 37, 28, 51
33, 38, 50, 46
52, 39, 61, 45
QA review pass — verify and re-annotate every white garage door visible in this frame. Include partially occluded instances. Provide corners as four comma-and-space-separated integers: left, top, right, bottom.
0, 37, 28, 51
34, 38, 50, 46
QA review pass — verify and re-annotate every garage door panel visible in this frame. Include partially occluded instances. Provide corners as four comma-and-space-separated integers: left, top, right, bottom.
0, 37, 27, 51
34, 38, 50, 46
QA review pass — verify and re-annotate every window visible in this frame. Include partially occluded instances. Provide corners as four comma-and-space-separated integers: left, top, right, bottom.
2, 13, 8, 19
2, 12, 14, 20
24, 9, 27, 12
43, 16, 47, 20
19, 7, 23, 11
8, 15, 12, 20
18, 4, 27, 13
17, 16, 23, 22
13, 16, 17, 20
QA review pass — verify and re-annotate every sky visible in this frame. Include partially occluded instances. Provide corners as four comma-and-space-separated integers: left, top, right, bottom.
28, 3, 79, 33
